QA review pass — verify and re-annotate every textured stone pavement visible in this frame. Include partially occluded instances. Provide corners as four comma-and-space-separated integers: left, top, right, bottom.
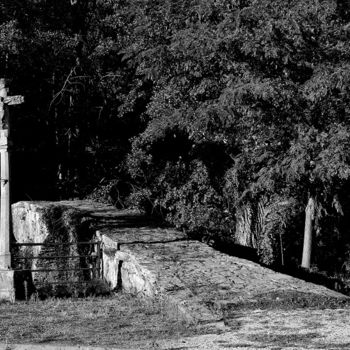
98, 215, 346, 324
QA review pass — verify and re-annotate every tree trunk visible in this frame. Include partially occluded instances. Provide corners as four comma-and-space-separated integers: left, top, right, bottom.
301, 196, 315, 269
235, 204, 254, 247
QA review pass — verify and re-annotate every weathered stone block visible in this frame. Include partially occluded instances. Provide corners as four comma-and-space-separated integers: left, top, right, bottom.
11, 201, 142, 298
0, 269, 15, 302
11, 201, 98, 293
119, 254, 157, 297
102, 248, 119, 290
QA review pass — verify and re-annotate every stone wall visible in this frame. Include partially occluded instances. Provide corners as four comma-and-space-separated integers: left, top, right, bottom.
11, 201, 98, 297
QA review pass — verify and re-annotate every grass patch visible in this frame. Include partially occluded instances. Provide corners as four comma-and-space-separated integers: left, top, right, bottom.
0, 293, 214, 348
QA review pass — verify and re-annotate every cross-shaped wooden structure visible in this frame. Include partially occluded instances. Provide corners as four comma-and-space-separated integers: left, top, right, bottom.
0, 78, 24, 269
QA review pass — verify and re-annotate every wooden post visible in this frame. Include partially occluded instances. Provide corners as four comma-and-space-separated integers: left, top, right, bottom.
0, 79, 24, 269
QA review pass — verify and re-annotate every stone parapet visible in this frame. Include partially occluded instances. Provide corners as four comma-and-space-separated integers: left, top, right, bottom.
10, 201, 118, 296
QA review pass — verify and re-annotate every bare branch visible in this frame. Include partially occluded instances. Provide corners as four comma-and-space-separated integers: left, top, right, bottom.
49, 66, 77, 110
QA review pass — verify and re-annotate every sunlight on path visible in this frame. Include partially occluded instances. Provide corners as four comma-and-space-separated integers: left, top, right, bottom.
161, 308, 350, 350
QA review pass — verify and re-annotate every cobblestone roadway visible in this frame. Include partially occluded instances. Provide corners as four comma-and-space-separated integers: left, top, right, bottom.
100, 222, 346, 323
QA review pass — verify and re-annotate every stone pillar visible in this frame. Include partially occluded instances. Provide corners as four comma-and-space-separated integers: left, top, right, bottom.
0, 79, 11, 269
0, 142, 10, 268
0, 79, 15, 302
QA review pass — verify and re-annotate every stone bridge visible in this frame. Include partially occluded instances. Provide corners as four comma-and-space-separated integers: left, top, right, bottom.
11, 200, 347, 324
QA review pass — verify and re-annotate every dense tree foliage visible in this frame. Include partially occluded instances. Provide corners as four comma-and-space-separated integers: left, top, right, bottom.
0, 0, 145, 201
122, 0, 350, 271
3, 0, 350, 275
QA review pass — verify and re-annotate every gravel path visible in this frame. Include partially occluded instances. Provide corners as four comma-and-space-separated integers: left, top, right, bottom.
157, 307, 350, 350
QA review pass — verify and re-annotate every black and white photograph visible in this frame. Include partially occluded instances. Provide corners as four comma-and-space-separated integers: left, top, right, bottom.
1, 1, 350, 349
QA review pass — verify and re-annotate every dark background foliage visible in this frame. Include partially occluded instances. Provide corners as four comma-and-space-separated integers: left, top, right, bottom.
3, 0, 350, 280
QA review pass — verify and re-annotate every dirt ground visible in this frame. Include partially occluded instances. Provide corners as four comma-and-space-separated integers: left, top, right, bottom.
162, 307, 350, 350
1, 292, 350, 350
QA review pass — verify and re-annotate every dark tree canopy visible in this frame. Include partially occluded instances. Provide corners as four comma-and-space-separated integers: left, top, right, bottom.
2, 0, 350, 274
